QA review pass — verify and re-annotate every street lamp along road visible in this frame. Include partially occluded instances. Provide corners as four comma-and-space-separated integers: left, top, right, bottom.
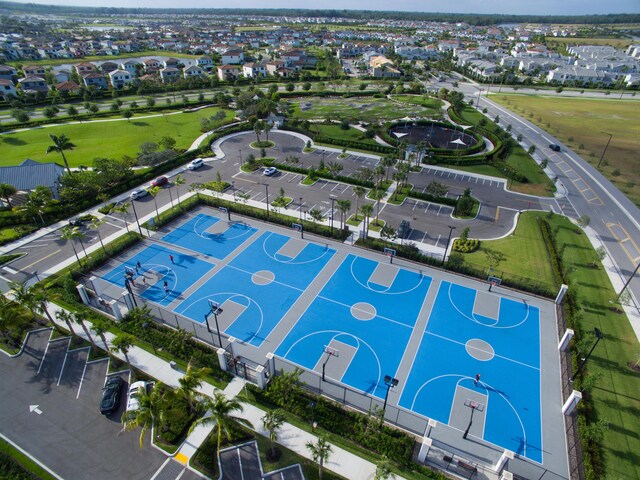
597, 132, 613, 169
570, 327, 604, 382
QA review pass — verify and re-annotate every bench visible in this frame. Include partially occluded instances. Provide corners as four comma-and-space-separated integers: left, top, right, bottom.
456, 460, 478, 477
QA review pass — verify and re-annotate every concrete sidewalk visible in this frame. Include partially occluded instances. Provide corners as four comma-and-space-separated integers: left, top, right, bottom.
45, 303, 395, 480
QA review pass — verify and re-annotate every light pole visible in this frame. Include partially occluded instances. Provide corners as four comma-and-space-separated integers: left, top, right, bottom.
382, 375, 399, 412
309, 401, 317, 430
570, 327, 604, 382
597, 132, 613, 168
130, 201, 143, 236
616, 261, 640, 302
442, 225, 456, 266
232, 181, 236, 200
299, 197, 303, 221
239, 148, 243, 167
263, 183, 270, 219
329, 195, 336, 236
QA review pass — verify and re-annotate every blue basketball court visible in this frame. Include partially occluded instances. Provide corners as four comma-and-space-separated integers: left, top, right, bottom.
174, 231, 336, 347
276, 254, 432, 397
398, 281, 542, 461
99, 211, 547, 463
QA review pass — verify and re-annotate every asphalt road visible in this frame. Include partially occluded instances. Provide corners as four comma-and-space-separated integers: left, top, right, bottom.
0, 329, 171, 480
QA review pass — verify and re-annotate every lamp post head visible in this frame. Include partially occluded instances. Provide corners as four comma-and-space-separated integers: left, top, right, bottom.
384, 374, 391, 383
594, 327, 603, 339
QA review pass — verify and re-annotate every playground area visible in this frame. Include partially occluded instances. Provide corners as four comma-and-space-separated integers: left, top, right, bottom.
389, 122, 479, 150
91, 207, 567, 478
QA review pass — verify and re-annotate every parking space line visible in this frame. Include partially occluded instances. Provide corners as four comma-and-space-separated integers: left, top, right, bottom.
76, 361, 89, 399
37, 341, 51, 374
436, 234, 442, 246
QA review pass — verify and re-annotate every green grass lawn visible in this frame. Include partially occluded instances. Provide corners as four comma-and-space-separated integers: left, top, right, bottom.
310, 123, 380, 147
0, 107, 234, 167
288, 96, 439, 122
455, 105, 555, 197
492, 94, 640, 206
389, 94, 444, 109
0, 438, 59, 480
462, 212, 640, 479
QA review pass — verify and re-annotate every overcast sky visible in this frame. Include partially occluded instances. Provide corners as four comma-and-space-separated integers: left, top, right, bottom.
6, 0, 640, 15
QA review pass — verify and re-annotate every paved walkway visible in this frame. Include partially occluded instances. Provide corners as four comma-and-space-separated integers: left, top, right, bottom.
43, 303, 393, 480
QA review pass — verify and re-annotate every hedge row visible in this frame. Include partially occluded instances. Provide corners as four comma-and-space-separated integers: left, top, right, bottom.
268, 161, 376, 188
250, 384, 446, 479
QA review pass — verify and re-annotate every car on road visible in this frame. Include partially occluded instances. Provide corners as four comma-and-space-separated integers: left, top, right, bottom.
397, 220, 411, 239
126, 380, 148, 412
100, 376, 124, 415
68, 217, 84, 227
150, 175, 169, 187
130, 188, 148, 200
187, 158, 204, 170
263, 167, 278, 176
548, 144, 561, 152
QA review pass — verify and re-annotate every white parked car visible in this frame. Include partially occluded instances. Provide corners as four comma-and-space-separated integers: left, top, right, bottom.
188, 158, 204, 170
126, 381, 148, 412
129, 188, 148, 200
263, 166, 277, 176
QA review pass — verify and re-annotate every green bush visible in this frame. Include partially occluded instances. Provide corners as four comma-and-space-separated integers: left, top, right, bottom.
453, 238, 480, 253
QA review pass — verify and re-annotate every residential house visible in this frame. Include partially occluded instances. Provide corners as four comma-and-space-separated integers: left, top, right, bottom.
53, 69, 72, 83
163, 58, 181, 68
143, 58, 162, 72
54, 81, 81, 95
0, 79, 17, 100
196, 56, 214, 71
217, 64, 240, 81
23, 65, 46, 77
369, 56, 401, 78
159, 67, 181, 83
547, 66, 607, 85
75, 62, 96, 76
0, 65, 17, 82
82, 72, 107, 89
0, 159, 65, 199
120, 60, 140, 76
108, 69, 133, 89
183, 65, 204, 78
221, 49, 244, 65
100, 61, 118, 74
18, 75, 49, 93
242, 62, 268, 78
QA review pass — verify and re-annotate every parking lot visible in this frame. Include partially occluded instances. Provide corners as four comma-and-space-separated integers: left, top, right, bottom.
0, 329, 174, 480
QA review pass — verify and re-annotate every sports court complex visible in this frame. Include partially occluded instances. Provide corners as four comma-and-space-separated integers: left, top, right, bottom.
91, 207, 569, 479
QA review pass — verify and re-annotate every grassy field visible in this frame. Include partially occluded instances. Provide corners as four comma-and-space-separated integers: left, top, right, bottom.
389, 94, 444, 109
492, 94, 640, 206
545, 37, 634, 49
455, 105, 556, 197
0, 107, 233, 167
309, 123, 380, 147
288, 96, 441, 122
463, 212, 640, 480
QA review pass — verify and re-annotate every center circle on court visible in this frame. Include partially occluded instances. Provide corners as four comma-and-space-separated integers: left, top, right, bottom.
465, 338, 495, 361
252, 270, 275, 285
351, 302, 376, 321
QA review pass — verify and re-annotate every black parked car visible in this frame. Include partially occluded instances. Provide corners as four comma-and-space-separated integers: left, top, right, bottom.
100, 376, 124, 415
397, 220, 411, 239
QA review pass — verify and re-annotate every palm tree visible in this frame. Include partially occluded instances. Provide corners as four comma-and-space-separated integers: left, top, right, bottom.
89, 217, 107, 255
147, 186, 161, 221
72, 311, 96, 349
60, 225, 86, 267
353, 186, 365, 221
336, 199, 351, 230
306, 435, 333, 480
121, 381, 164, 448
264, 122, 272, 143
374, 165, 386, 189
112, 202, 130, 233
189, 392, 252, 454
381, 155, 396, 182
91, 317, 111, 352
308, 208, 325, 232
112, 333, 136, 371
0, 296, 23, 345
360, 203, 374, 239
375, 456, 395, 480
262, 409, 286, 459
173, 174, 186, 209
0, 182, 17, 208
370, 190, 385, 226
253, 120, 263, 144
8, 281, 60, 332
55, 310, 76, 336
46, 134, 76, 175
176, 361, 211, 415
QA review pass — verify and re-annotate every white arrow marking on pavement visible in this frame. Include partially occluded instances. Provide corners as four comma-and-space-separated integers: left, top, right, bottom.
29, 405, 42, 415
